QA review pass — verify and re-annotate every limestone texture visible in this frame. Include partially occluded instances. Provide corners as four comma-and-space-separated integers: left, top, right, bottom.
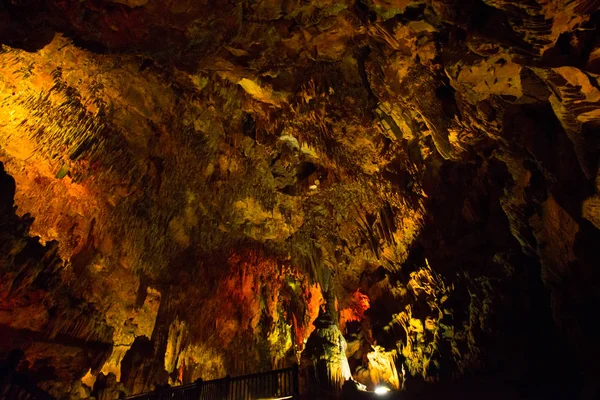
0, 0, 599, 399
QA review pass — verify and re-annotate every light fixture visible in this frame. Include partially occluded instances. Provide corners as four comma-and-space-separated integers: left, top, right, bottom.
374, 386, 391, 396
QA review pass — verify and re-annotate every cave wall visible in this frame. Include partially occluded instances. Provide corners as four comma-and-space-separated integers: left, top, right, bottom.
1, 0, 599, 399
0, 162, 114, 397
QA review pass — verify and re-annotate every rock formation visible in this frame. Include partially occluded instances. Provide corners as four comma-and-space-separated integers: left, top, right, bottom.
1, 0, 599, 399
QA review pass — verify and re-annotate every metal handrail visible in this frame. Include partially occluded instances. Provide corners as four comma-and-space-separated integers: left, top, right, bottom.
125, 364, 299, 400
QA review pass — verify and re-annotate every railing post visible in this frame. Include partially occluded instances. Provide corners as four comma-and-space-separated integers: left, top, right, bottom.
194, 378, 203, 399
292, 364, 299, 395
225, 375, 231, 400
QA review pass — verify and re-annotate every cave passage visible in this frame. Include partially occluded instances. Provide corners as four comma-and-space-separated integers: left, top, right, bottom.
1, 0, 600, 399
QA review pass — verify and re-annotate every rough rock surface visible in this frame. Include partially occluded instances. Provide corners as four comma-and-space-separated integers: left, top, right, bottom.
0, 0, 599, 399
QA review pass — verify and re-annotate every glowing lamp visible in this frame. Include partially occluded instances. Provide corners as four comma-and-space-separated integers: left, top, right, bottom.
374, 386, 391, 396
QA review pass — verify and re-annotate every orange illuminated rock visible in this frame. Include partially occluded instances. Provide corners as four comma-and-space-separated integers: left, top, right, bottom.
0, 0, 599, 398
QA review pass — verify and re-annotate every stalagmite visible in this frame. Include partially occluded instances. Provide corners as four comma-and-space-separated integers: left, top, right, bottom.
1, 1, 600, 399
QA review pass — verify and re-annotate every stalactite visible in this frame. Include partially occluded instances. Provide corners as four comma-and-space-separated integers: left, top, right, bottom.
1, 0, 599, 398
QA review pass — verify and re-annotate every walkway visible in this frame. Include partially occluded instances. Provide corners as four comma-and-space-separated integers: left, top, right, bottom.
125, 365, 299, 400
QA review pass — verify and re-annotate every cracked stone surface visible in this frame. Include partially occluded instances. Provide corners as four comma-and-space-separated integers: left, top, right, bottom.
1, 0, 599, 399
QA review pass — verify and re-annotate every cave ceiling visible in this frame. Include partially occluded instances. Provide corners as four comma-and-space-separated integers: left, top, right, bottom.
1, 0, 600, 399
